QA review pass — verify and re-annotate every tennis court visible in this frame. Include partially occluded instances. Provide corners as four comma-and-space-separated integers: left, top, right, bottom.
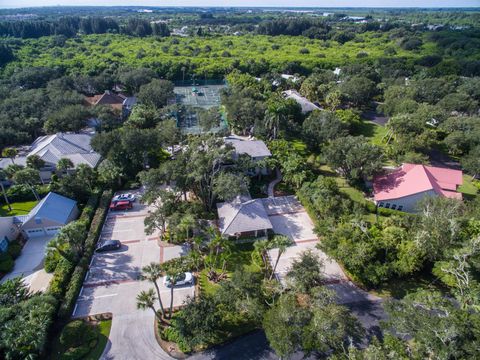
173, 84, 226, 108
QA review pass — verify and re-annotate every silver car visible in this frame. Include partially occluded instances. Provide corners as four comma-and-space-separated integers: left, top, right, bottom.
163, 272, 194, 287
113, 193, 136, 202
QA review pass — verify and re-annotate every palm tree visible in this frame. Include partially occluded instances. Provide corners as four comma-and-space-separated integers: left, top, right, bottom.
253, 239, 271, 271
57, 158, 74, 174
165, 266, 183, 319
0, 169, 11, 212
264, 99, 287, 140
136, 289, 161, 321
269, 235, 293, 280
46, 237, 73, 263
178, 214, 196, 240
141, 262, 166, 320
26, 155, 46, 184
26, 155, 45, 170
12, 168, 40, 201
2, 148, 17, 165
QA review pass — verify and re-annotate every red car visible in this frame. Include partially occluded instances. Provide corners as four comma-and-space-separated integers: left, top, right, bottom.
110, 200, 133, 211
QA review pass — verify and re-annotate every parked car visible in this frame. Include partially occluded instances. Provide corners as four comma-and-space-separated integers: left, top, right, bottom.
96, 240, 121, 252
110, 200, 133, 211
163, 272, 194, 287
113, 193, 136, 202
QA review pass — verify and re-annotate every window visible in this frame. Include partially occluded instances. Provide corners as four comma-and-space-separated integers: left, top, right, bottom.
385, 203, 390, 209
378, 202, 384, 207
391, 204, 397, 210
35, 217, 42, 224
398, 206, 403, 211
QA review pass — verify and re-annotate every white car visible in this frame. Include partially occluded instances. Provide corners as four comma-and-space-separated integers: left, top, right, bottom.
113, 193, 135, 202
163, 272, 194, 287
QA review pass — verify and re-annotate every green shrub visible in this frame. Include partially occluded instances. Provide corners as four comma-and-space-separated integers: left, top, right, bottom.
62, 345, 91, 360
364, 201, 377, 213
48, 257, 75, 297
377, 206, 406, 217
0, 252, 14, 273
58, 265, 86, 319
7, 241, 22, 259
58, 189, 111, 319
162, 326, 192, 353
44, 251, 61, 273
59, 320, 99, 359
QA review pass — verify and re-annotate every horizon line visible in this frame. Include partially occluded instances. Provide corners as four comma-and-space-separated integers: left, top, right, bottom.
1, 5, 479, 10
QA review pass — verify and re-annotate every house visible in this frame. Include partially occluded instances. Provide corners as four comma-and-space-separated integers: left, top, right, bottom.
225, 136, 271, 175
0, 133, 101, 182
373, 163, 463, 212
282, 90, 322, 114
85, 91, 136, 118
85, 90, 127, 111
217, 195, 273, 238
0, 217, 21, 252
19, 192, 79, 238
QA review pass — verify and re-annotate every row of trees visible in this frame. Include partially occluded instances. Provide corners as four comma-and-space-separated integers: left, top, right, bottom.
0, 16, 170, 39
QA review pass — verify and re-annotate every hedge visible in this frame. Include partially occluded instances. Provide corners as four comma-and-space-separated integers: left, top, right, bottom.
57, 190, 112, 320
364, 200, 407, 217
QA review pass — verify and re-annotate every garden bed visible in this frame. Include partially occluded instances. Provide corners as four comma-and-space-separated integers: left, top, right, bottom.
50, 317, 112, 360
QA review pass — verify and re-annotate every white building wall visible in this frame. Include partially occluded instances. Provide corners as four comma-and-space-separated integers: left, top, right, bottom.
376, 189, 438, 213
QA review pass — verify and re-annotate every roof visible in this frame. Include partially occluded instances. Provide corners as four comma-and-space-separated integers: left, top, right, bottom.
217, 197, 273, 236
24, 192, 77, 225
225, 137, 271, 158
282, 90, 322, 114
27, 133, 101, 168
374, 163, 463, 201
85, 91, 126, 110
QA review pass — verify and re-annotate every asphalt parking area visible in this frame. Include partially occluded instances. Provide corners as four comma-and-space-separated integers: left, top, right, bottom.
74, 190, 194, 318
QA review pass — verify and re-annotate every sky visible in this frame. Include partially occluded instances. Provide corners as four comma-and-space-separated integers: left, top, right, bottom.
0, 0, 479, 9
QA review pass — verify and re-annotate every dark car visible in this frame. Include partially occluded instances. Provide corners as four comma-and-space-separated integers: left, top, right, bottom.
96, 240, 121, 252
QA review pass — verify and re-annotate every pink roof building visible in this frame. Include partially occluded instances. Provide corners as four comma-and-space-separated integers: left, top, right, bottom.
373, 164, 463, 212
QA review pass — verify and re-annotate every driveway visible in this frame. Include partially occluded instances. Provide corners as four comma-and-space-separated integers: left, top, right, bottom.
1, 235, 54, 291
73, 191, 195, 360
265, 196, 381, 305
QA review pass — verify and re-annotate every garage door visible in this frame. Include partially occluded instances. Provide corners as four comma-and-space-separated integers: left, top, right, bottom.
45, 227, 61, 235
26, 228, 46, 237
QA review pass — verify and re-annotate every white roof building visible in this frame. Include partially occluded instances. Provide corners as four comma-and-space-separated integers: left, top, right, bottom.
282, 90, 322, 114
0, 133, 101, 170
225, 136, 271, 160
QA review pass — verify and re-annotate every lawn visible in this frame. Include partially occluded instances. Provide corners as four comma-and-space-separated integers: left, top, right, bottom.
356, 120, 389, 148
458, 175, 479, 200
318, 165, 367, 204
84, 320, 112, 360
0, 200, 38, 216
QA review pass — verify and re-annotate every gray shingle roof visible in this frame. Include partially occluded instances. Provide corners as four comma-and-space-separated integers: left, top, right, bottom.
225, 137, 271, 158
217, 197, 273, 236
283, 89, 322, 114
24, 192, 77, 225
28, 133, 101, 168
